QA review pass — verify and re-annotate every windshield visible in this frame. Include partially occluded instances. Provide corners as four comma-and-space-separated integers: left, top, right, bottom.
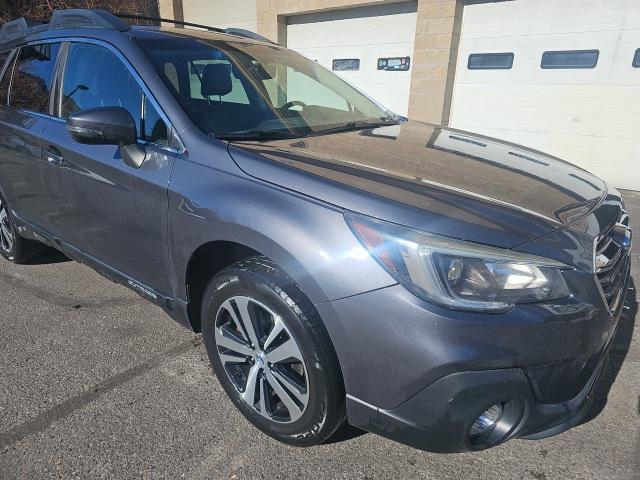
136, 33, 397, 139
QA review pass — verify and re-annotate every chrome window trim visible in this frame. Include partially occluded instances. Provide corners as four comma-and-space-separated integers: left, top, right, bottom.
14, 36, 184, 154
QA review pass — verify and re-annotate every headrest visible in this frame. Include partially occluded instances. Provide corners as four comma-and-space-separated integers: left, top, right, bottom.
201, 63, 232, 98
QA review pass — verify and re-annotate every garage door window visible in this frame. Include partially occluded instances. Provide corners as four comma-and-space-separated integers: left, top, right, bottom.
633, 49, 640, 68
467, 53, 513, 70
378, 57, 411, 71
541, 50, 599, 69
332, 59, 360, 71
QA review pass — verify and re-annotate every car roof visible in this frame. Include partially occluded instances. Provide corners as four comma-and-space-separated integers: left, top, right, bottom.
126, 26, 270, 46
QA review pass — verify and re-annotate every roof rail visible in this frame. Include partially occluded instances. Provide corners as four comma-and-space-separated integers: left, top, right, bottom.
223, 28, 274, 44
0, 9, 129, 47
114, 13, 275, 44
114, 14, 225, 33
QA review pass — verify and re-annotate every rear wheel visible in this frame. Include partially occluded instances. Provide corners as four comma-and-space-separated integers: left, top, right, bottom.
201, 256, 345, 446
0, 194, 42, 264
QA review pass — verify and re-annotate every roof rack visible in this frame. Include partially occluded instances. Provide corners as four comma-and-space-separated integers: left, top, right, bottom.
114, 14, 225, 33
0, 9, 129, 47
114, 13, 275, 44
0, 18, 31, 44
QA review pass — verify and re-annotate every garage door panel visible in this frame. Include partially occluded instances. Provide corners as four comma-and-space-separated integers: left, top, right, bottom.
451, 0, 640, 189
460, 0, 634, 38
287, 2, 417, 116
182, 0, 257, 31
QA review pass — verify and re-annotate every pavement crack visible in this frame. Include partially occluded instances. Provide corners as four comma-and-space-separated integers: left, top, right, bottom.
0, 337, 199, 450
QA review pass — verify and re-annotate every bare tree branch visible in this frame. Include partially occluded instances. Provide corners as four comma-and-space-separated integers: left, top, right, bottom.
0, 0, 159, 25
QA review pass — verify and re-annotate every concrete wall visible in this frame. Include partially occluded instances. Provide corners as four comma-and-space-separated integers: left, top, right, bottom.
182, 0, 257, 31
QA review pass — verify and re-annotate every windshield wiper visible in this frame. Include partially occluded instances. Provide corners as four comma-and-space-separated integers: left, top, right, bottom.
310, 119, 399, 137
212, 129, 301, 141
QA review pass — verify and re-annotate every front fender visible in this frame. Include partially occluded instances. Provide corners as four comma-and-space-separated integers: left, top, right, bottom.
167, 156, 395, 305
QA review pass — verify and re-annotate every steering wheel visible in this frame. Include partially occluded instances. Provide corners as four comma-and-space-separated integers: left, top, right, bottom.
282, 100, 307, 111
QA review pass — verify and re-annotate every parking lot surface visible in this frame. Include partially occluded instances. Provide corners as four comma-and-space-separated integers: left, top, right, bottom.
1, 191, 639, 480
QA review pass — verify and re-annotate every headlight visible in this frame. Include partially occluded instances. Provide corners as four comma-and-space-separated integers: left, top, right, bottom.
346, 214, 571, 312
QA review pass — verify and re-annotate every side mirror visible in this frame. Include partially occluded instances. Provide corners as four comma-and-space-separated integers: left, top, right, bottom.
67, 106, 146, 168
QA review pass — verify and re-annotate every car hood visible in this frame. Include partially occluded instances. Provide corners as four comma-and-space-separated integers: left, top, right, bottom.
227, 121, 606, 249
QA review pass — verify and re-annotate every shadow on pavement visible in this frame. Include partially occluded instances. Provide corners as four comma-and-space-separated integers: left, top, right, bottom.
25, 245, 71, 265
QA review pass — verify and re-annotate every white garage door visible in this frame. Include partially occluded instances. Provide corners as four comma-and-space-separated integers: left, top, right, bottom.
286, 2, 417, 116
450, 0, 640, 190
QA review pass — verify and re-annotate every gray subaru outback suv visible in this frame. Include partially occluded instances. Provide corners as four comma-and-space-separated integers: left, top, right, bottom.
0, 9, 632, 452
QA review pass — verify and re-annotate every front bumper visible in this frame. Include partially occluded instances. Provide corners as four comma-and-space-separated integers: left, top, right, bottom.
315, 257, 630, 452
346, 340, 611, 452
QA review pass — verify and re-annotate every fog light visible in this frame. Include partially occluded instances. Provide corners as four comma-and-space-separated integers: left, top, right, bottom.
469, 403, 503, 437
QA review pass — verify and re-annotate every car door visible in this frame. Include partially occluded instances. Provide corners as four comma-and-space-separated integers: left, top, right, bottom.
0, 42, 62, 232
40, 40, 177, 296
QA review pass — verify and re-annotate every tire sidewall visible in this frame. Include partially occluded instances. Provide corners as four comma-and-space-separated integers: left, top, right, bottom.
202, 269, 332, 445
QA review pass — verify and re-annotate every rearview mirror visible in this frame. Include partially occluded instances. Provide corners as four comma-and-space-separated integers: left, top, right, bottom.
67, 106, 146, 168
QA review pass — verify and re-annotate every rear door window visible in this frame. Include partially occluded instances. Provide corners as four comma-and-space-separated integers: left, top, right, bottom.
0, 50, 14, 106
0, 51, 11, 75
10, 43, 61, 113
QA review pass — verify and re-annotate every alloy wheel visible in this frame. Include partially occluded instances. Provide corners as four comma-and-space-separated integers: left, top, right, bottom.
0, 198, 15, 254
214, 296, 309, 423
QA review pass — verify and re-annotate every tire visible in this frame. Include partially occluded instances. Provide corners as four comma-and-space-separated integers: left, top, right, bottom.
0, 193, 42, 264
201, 256, 346, 447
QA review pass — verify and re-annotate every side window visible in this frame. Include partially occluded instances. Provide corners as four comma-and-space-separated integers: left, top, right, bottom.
633, 48, 640, 68
10, 43, 60, 113
0, 51, 10, 76
189, 59, 250, 104
0, 51, 14, 106
142, 96, 169, 147
61, 43, 142, 134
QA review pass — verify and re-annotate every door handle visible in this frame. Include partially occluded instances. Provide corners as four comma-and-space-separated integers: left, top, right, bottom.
45, 148, 64, 166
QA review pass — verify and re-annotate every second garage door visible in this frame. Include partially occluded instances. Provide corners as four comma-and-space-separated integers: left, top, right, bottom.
286, 2, 417, 116
450, 0, 640, 190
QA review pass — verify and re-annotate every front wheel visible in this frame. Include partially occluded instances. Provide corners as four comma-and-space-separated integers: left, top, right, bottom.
201, 256, 345, 446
